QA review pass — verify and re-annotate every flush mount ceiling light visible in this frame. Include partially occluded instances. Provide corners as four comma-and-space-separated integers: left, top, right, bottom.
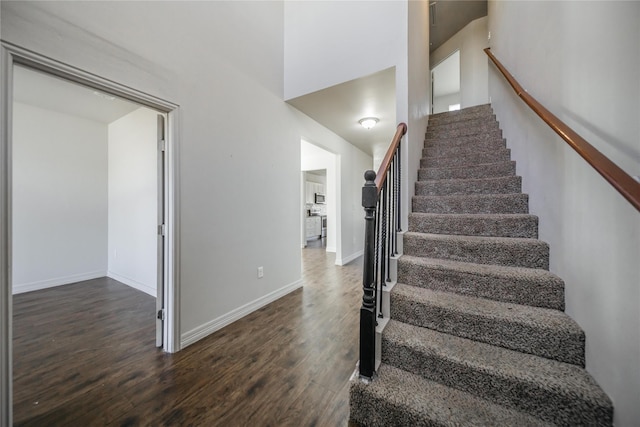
359, 117, 379, 130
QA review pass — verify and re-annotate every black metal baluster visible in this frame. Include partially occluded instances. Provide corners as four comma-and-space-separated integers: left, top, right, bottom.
373, 199, 380, 321
397, 142, 402, 233
359, 170, 378, 379
389, 156, 398, 256
378, 185, 387, 318
390, 158, 397, 258
385, 173, 392, 284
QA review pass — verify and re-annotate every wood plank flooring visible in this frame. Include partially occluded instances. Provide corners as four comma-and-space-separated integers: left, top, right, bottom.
13, 247, 362, 426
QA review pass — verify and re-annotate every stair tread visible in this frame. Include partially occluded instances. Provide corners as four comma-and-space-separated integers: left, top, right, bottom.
417, 175, 520, 185
397, 255, 564, 310
408, 212, 538, 238
413, 193, 526, 201
409, 212, 536, 220
423, 147, 509, 159
419, 160, 513, 172
398, 254, 557, 280
382, 321, 613, 425
350, 363, 551, 427
404, 231, 546, 246
403, 229, 549, 270
392, 283, 583, 346
384, 319, 608, 403
420, 148, 511, 161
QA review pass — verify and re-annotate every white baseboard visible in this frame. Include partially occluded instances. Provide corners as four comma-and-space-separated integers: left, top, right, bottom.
12, 270, 107, 294
107, 271, 156, 297
336, 249, 363, 266
326, 245, 336, 253
181, 279, 303, 348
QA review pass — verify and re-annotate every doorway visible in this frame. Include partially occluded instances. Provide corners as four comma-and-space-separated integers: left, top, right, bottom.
0, 42, 180, 423
12, 63, 165, 339
300, 140, 339, 258
431, 50, 461, 114
303, 169, 328, 249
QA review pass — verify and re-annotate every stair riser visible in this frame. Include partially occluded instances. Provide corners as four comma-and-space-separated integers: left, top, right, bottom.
413, 194, 529, 215
349, 386, 426, 427
403, 234, 550, 270
421, 149, 511, 168
424, 141, 507, 159
408, 214, 538, 238
428, 105, 493, 126
419, 161, 515, 180
425, 130, 504, 149
382, 340, 612, 425
427, 117, 499, 135
397, 259, 564, 310
415, 176, 522, 196
390, 291, 585, 365
426, 124, 501, 139
423, 139, 506, 159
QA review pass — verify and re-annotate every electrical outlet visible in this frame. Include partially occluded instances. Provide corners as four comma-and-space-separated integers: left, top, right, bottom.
257, 266, 264, 278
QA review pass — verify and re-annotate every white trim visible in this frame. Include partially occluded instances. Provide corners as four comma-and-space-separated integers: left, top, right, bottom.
0, 42, 14, 427
180, 279, 303, 349
13, 271, 106, 295
164, 108, 181, 353
336, 249, 363, 266
326, 245, 336, 253
107, 272, 156, 297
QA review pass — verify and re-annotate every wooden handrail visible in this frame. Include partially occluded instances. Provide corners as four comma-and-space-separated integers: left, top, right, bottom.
374, 123, 407, 192
484, 48, 640, 212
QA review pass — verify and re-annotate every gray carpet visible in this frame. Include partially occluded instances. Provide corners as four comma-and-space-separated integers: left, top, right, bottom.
349, 104, 613, 426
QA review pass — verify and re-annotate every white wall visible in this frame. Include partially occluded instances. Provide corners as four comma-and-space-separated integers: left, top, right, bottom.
305, 174, 326, 186
12, 102, 108, 293
406, 0, 431, 231
433, 93, 461, 114
107, 107, 158, 297
0, 1, 383, 350
488, 2, 640, 425
431, 16, 489, 110
284, 1, 407, 101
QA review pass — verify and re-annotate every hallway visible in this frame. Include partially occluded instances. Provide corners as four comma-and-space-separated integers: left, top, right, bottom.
13, 246, 362, 426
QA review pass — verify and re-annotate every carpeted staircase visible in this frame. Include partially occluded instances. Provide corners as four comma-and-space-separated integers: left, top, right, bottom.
349, 105, 613, 426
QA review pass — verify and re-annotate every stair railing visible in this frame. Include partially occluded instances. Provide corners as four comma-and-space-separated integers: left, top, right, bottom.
484, 48, 640, 212
359, 122, 407, 380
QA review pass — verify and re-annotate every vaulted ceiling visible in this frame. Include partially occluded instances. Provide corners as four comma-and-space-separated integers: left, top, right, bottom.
429, 0, 487, 53
288, 1, 487, 158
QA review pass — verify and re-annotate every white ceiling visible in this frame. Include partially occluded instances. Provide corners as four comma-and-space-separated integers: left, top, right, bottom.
287, 67, 396, 157
13, 65, 140, 123
430, 0, 487, 53
433, 50, 460, 97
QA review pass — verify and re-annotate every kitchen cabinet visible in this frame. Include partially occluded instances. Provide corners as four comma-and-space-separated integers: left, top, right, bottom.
305, 216, 322, 239
305, 181, 325, 204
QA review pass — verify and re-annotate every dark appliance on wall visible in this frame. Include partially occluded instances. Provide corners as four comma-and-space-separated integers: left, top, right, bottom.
314, 193, 325, 204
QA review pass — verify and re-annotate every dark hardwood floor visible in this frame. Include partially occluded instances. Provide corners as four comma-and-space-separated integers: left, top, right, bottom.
13, 246, 362, 426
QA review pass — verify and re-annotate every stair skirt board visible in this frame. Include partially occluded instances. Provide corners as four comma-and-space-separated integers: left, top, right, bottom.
349, 104, 613, 426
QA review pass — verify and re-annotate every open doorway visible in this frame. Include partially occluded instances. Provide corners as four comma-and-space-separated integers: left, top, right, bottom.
303, 169, 327, 249
301, 140, 339, 257
10, 64, 166, 423
431, 50, 461, 114
0, 44, 180, 423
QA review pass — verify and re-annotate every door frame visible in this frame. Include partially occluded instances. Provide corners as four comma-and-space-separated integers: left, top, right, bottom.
0, 41, 182, 425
